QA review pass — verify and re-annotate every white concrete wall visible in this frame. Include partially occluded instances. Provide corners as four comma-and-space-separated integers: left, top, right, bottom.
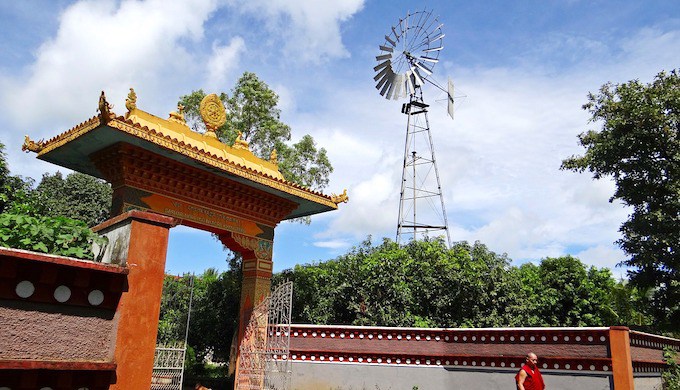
291, 361, 616, 390
634, 375, 663, 390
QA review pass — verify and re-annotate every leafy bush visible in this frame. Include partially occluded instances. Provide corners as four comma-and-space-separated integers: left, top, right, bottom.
0, 213, 106, 260
664, 348, 680, 390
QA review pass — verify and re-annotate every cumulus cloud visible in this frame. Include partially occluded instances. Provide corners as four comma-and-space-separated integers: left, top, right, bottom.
206, 37, 246, 88
227, 0, 365, 63
1, 0, 219, 132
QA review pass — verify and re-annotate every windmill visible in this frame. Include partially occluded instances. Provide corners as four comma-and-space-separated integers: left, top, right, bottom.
373, 9, 454, 246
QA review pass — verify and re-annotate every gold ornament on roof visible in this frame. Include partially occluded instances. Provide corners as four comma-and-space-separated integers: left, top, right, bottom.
168, 103, 186, 124
199, 93, 226, 138
269, 149, 278, 165
125, 88, 137, 112
233, 131, 250, 151
331, 189, 349, 204
98, 91, 114, 123
22, 135, 44, 153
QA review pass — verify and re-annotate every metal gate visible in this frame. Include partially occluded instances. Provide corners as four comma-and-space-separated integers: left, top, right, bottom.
152, 274, 194, 389
236, 281, 293, 390
151, 341, 187, 390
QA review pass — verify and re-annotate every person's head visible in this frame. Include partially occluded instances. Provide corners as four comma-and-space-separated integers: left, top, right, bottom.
525, 352, 538, 368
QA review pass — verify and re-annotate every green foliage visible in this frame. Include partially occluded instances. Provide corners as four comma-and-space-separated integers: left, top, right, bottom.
0, 143, 39, 215
0, 213, 106, 260
278, 238, 639, 329
664, 348, 680, 390
179, 72, 333, 192
0, 143, 108, 260
34, 171, 112, 227
562, 70, 680, 330
518, 256, 620, 326
159, 261, 242, 365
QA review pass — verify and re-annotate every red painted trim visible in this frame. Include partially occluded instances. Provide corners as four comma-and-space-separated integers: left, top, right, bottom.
287, 325, 677, 373
284, 349, 614, 372
0, 247, 128, 275
0, 360, 116, 371
290, 325, 611, 345
92, 209, 177, 232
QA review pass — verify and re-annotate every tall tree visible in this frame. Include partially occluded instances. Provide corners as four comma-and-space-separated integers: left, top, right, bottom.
562, 70, 680, 330
179, 72, 333, 192
0, 142, 37, 215
34, 171, 112, 227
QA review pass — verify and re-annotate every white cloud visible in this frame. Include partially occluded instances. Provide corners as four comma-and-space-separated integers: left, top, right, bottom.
314, 239, 351, 250
206, 37, 246, 89
575, 244, 628, 279
1, 0, 219, 132
227, 0, 365, 63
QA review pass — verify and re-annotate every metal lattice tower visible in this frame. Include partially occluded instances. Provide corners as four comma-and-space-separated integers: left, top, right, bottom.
373, 9, 453, 247
397, 86, 450, 245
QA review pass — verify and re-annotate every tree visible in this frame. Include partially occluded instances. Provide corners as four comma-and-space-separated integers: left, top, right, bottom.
562, 70, 680, 330
518, 256, 618, 327
34, 171, 112, 227
179, 72, 333, 192
0, 142, 37, 215
279, 238, 526, 328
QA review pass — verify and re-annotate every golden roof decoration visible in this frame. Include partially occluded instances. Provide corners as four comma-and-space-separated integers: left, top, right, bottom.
331, 189, 349, 204
125, 88, 137, 112
98, 91, 114, 123
22, 135, 44, 153
199, 93, 226, 138
168, 103, 186, 125
269, 149, 278, 165
233, 131, 250, 151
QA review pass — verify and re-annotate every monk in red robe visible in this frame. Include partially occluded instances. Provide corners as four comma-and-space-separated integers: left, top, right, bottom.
516, 352, 546, 390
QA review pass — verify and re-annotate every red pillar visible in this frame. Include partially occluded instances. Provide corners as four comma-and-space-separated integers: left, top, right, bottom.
93, 211, 176, 390
609, 326, 634, 390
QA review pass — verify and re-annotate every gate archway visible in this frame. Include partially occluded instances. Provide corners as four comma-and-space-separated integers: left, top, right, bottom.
23, 90, 347, 389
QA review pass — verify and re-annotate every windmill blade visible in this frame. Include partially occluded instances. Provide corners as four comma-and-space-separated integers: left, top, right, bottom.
418, 56, 439, 63
376, 53, 392, 61
405, 70, 415, 95
410, 66, 424, 86
426, 33, 445, 44
423, 46, 443, 53
379, 71, 395, 96
447, 77, 455, 120
375, 69, 392, 90
386, 76, 397, 99
374, 59, 391, 72
384, 35, 396, 47
392, 74, 405, 100
374, 66, 390, 81
391, 26, 399, 39
379, 45, 394, 53
415, 61, 433, 76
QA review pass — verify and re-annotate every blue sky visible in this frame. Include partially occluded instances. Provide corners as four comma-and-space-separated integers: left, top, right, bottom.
1, 1, 678, 278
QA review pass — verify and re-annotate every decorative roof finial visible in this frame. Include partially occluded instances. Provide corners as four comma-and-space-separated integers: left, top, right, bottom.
22, 135, 44, 153
269, 149, 278, 165
98, 91, 114, 123
233, 131, 250, 151
169, 103, 186, 124
331, 189, 349, 204
125, 88, 137, 113
199, 93, 226, 138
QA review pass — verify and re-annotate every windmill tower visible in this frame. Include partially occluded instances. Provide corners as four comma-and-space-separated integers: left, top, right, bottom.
373, 9, 454, 246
